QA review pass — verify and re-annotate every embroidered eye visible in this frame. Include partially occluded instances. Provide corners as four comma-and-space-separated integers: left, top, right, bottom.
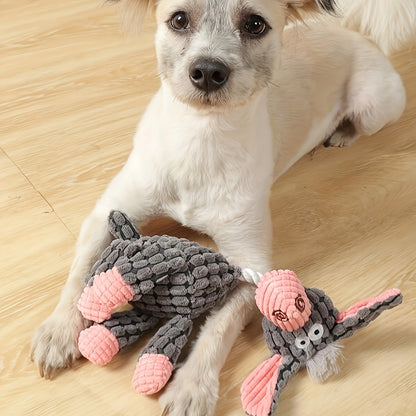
295, 336, 310, 350
243, 15, 269, 36
272, 309, 289, 322
170, 12, 190, 31
295, 294, 305, 312
308, 323, 324, 341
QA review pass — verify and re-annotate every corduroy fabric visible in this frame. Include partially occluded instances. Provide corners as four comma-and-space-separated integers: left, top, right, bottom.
242, 272, 403, 416
77, 211, 242, 395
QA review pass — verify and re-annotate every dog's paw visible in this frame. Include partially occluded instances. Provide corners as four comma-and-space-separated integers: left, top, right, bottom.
324, 119, 358, 148
324, 132, 356, 148
160, 365, 219, 416
31, 311, 87, 378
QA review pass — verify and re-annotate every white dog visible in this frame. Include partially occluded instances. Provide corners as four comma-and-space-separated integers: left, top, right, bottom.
31, 0, 415, 415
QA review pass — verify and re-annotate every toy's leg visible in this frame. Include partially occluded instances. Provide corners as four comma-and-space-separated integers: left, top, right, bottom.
78, 310, 159, 365
77, 267, 136, 323
31, 155, 160, 378
132, 315, 193, 395
78, 239, 187, 323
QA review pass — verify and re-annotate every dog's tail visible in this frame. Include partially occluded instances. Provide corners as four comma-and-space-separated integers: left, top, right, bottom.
334, 0, 416, 55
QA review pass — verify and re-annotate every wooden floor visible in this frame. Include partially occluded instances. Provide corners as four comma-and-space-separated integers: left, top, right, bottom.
1, 1, 416, 415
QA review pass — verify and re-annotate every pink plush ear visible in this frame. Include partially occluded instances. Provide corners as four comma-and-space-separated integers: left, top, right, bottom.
241, 354, 283, 416
336, 288, 401, 323
255, 270, 311, 331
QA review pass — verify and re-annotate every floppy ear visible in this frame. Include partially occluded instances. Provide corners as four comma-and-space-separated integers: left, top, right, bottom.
110, 0, 155, 33
241, 354, 284, 416
332, 288, 402, 341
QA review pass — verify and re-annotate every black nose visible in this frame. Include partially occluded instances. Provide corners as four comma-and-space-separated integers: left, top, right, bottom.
189, 59, 230, 93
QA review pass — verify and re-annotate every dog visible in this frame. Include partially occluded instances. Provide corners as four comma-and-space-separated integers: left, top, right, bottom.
31, 1, 415, 415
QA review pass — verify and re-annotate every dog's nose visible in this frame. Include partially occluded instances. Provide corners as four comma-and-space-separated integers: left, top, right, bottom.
189, 59, 230, 93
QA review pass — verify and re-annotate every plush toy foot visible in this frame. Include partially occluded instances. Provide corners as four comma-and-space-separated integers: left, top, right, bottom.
78, 324, 119, 365
132, 353, 174, 395
77, 267, 135, 322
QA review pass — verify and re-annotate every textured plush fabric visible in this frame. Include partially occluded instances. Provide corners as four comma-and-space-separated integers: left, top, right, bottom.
133, 354, 174, 395
77, 211, 241, 394
255, 270, 312, 331
241, 270, 403, 416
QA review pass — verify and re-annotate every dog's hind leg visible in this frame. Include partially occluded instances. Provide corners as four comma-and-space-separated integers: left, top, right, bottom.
324, 118, 360, 148
324, 50, 406, 148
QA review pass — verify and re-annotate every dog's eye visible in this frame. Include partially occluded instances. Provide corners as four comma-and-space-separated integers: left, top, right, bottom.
243, 15, 269, 36
170, 12, 190, 31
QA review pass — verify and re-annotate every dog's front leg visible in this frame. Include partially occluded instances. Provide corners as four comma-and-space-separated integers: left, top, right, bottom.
31, 156, 158, 378
160, 208, 273, 416
160, 283, 256, 416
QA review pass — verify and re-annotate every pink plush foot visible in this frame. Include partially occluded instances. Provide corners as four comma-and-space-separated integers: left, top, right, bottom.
77, 267, 135, 322
78, 324, 119, 365
132, 353, 174, 395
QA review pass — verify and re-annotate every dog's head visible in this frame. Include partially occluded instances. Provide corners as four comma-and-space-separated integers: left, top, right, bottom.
119, 0, 336, 109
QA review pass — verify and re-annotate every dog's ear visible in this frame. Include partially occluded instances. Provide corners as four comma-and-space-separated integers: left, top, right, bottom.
284, 0, 337, 16
110, 0, 156, 33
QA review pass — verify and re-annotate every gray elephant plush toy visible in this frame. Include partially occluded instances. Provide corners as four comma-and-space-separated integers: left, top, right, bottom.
77, 210, 245, 395
241, 269, 403, 416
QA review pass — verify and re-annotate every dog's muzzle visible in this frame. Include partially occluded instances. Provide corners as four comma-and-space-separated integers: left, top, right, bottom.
189, 58, 230, 93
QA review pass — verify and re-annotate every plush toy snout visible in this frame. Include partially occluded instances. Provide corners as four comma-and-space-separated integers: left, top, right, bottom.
255, 270, 312, 331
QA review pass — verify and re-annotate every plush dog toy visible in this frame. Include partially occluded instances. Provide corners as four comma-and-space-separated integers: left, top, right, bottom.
240, 269, 403, 416
77, 210, 247, 395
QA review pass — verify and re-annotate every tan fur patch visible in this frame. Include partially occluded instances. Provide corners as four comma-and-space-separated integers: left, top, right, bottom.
120, 0, 154, 32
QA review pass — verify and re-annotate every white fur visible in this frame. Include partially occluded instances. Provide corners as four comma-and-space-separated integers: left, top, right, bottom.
31, 1, 412, 415
306, 343, 344, 383
336, 0, 416, 55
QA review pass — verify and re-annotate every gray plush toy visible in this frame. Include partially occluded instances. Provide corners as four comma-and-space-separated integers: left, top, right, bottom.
240, 269, 403, 416
77, 210, 243, 395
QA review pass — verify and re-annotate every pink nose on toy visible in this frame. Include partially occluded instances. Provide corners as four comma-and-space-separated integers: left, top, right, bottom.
255, 270, 311, 332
